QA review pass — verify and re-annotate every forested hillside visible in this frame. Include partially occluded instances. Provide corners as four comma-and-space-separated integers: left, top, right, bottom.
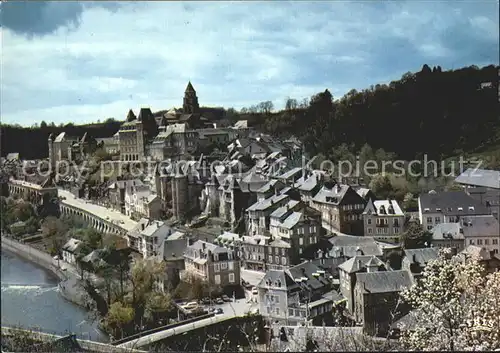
247, 64, 499, 160
1, 64, 498, 161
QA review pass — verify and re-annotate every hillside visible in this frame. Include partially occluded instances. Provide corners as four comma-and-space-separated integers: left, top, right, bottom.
1, 64, 498, 161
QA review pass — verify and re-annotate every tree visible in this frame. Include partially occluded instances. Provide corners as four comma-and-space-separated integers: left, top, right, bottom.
41, 216, 68, 255
399, 249, 500, 351
369, 174, 393, 199
258, 101, 274, 115
400, 222, 432, 249
402, 192, 417, 211
105, 301, 134, 339
13, 201, 35, 222
145, 292, 173, 324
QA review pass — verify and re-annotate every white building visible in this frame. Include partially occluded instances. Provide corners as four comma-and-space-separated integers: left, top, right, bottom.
363, 199, 405, 243
124, 184, 161, 220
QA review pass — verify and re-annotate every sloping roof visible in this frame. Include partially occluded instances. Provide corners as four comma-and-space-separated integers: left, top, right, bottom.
328, 235, 383, 257
54, 132, 79, 143
257, 269, 299, 290
431, 222, 464, 240
286, 262, 331, 290
356, 270, 413, 293
246, 193, 289, 212
312, 184, 351, 205
185, 81, 195, 92
460, 245, 493, 260
419, 191, 490, 215
62, 238, 83, 253
269, 238, 291, 248
461, 215, 500, 238
364, 199, 404, 216
338, 255, 385, 273
277, 167, 303, 181
455, 168, 500, 189
188, 239, 228, 254
234, 120, 248, 129
159, 238, 188, 261
403, 248, 439, 266
6, 153, 19, 161
126, 109, 136, 122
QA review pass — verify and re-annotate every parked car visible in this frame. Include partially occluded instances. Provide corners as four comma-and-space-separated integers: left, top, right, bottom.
215, 297, 224, 305
182, 301, 198, 310
251, 287, 258, 295
208, 307, 216, 312
200, 297, 210, 305
222, 294, 231, 302
215, 308, 223, 315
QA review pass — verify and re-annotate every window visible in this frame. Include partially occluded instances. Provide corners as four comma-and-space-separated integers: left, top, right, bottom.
299, 238, 304, 245
478, 239, 483, 245
493, 239, 498, 245
275, 256, 279, 263
282, 257, 287, 265
394, 227, 399, 234
485, 239, 489, 245
368, 219, 372, 225
288, 308, 294, 316
435, 217, 441, 223
470, 239, 475, 245
228, 262, 234, 271
215, 275, 221, 285
281, 248, 285, 256
427, 226, 433, 230
221, 262, 228, 270
268, 255, 273, 263
275, 296, 280, 304
267, 306, 271, 314
427, 217, 433, 223
275, 308, 280, 315
214, 264, 220, 272
299, 248, 303, 254
368, 228, 373, 234
229, 273, 235, 283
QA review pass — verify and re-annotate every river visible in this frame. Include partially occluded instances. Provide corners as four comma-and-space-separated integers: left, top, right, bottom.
1, 249, 108, 342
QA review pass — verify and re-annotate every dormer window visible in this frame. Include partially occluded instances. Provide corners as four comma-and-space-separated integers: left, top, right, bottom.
468, 206, 474, 211
458, 207, 463, 212
436, 208, 441, 212
424, 208, 430, 212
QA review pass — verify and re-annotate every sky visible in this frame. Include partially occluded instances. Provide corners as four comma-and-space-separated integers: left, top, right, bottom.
1, 1, 498, 127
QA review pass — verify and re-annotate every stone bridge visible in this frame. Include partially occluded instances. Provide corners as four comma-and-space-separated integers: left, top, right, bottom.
58, 188, 137, 236
7, 179, 58, 206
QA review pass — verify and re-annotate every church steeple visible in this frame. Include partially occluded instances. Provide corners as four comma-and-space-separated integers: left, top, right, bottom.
183, 81, 199, 114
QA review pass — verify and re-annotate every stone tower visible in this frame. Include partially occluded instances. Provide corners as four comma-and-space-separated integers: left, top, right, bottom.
48, 133, 55, 169
183, 81, 200, 114
172, 173, 188, 221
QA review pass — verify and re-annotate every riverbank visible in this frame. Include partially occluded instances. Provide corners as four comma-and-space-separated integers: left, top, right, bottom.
1, 236, 90, 308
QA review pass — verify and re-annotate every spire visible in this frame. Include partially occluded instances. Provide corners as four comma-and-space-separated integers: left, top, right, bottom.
185, 81, 195, 93
126, 109, 136, 122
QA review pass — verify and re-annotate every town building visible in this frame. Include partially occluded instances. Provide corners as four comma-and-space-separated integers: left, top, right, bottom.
430, 222, 465, 250
124, 183, 161, 220
269, 200, 322, 263
108, 179, 144, 214
461, 215, 500, 254
126, 219, 172, 258
455, 168, 500, 220
338, 255, 389, 315
48, 132, 80, 168
311, 183, 367, 236
257, 262, 335, 326
363, 199, 405, 243
61, 238, 84, 265
418, 190, 491, 231
182, 240, 241, 288
246, 193, 290, 236
118, 108, 158, 162
353, 270, 413, 336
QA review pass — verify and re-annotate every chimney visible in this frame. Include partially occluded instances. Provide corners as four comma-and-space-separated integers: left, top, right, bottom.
141, 223, 145, 231
202, 242, 206, 250
357, 259, 362, 270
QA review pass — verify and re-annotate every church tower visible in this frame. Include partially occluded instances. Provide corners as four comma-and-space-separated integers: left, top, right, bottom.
183, 81, 200, 114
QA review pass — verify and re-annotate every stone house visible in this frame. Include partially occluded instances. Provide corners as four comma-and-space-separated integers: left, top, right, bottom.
338, 255, 388, 315
182, 240, 240, 288
353, 270, 413, 336
124, 184, 161, 220
108, 179, 144, 213
269, 200, 322, 263
247, 193, 290, 236
430, 222, 465, 250
363, 199, 405, 243
311, 183, 367, 236
257, 262, 335, 326
462, 215, 500, 254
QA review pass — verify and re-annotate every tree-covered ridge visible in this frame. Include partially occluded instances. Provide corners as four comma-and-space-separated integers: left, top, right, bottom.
253, 64, 499, 160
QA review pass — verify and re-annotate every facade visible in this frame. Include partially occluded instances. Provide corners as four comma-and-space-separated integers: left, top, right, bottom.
353, 270, 413, 336
363, 199, 405, 243
338, 255, 388, 315
311, 183, 367, 236
257, 262, 335, 326
48, 132, 80, 168
418, 190, 491, 231
430, 222, 465, 250
269, 200, 322, 263
247, 193, 290, 236
124, 184, 161, 220
462, 215, 500, 254
96, 132, 120, 154
108, 179, 144, 213
118, 108, 158, 161
183, 240, 241, 288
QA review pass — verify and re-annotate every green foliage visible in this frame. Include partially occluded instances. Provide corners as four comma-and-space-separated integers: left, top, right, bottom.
401, 222, 432, 249
105, 301, 135, 339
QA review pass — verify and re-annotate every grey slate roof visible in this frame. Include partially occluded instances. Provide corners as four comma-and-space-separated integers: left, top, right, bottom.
455, 168, 500, 189
286, 262, 331, 290
188, 240, 228, 254
258, 270, 299, 290
431, 222, 464, 240
403, 248, 439, 266
246, 193, 289, 212
338, 255, 385, 273
62, 238, 83, 253
419, 191, 490, 215
461, 215, 500, 238
328, 235, 384, 257
158, 238, 188, 261
356, 270, 413, 293
312, 184, 351, 205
